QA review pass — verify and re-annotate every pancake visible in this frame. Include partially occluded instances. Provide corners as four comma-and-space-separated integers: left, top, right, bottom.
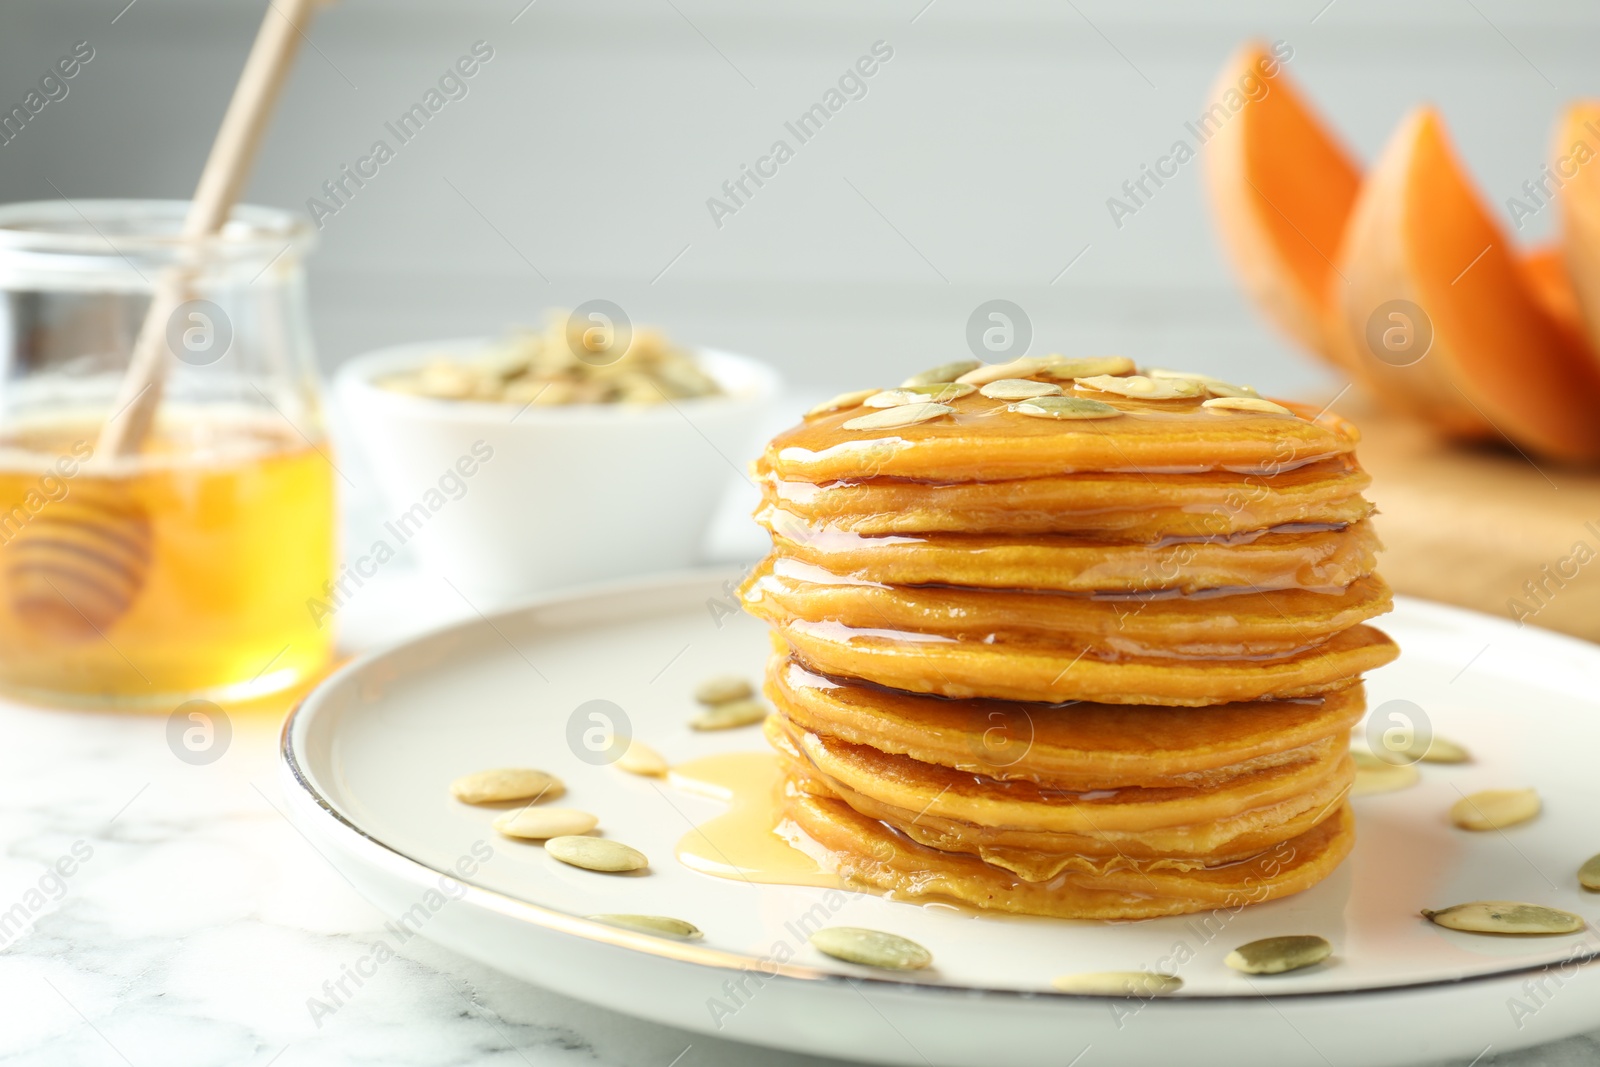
764, 616, 1398, 705
766, 388, 1360, 483
781, 792, 1357, 920
761, 509, 1383, 595
760, 456, 1374, 537
745, 557, 1393, 660
765, 656, 1368, 788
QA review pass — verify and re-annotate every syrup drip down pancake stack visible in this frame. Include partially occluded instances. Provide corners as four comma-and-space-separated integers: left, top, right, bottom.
739, 356, 1398, 920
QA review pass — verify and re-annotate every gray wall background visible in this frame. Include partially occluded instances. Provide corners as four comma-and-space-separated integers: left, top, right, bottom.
2, 0, 1596, 397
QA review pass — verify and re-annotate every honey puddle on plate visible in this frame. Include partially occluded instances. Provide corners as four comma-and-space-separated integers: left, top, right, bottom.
669, 751, 844, 890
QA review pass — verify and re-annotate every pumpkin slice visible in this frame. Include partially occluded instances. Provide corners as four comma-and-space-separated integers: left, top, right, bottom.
1556, 102, 1600, 357
1329, 106, 1600, 461
1203, 42, 1361, 367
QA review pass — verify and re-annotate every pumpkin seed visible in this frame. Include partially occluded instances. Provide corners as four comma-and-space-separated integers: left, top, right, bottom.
1224, 935, 1332, 975
1077, 374, 1206, 400
955, 357, 1057, 387
1144, 368, 1261, 398
694, 675, 754, 705
809, 926, 931, 971
546, 835, 649, 872
450, 768, 565, 805
1351, 750, 1419, 795
691, 697, 767, 731
1050, 971, 1182, 996
980, 379, 1063, 401
806, 389, 877, 416
1035, 355, 1137, 380
1380, 734, 1471, 765
1202, 396, 1294, 415
863, 383, 975, 407
1451, 788, 1540, 831
842, 402, 955, 431
1579, 853, 1600, 891
588, 913, 702, 940
1417, 736, 1471, 764
901, 360, 982, 387
1012, 396, 1121, 420
492, 807, 599, 840
616, 739, 669, 777
1422, 901, 1584, 936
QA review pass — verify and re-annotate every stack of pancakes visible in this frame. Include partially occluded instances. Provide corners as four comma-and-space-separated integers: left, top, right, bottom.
739, 356, 1397, 919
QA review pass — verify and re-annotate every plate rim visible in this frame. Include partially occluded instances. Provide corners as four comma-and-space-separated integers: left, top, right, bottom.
280, 567, 1600, 1005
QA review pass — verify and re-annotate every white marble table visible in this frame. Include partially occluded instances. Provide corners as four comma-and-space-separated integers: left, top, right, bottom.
2, 543, 1598, 1066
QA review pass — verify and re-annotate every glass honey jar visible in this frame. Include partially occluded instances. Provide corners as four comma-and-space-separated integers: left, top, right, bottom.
0, 200, 336, 706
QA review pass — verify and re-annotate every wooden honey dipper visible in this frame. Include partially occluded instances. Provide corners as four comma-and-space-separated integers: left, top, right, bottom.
8, 0, 322, 641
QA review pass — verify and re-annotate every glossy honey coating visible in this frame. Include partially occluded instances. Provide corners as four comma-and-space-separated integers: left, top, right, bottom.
738, 355, 1393, 919
746, 558, 1393, 661
781, 792, 1356, 920
766, 657, 1368, 788
760, 509, 1383, 595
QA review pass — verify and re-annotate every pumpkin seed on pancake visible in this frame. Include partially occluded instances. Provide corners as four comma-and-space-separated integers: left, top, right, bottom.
1034, 355, 1137, 380
901, 359, 981, 387
979, 378, 1062, 401
1012, 396, 1120, 420
862, 383, 975, 407
1076, 374, 1206, 399
841, 402, 954, 431
806, 388, 878, 416
1203, 396, 1296, 415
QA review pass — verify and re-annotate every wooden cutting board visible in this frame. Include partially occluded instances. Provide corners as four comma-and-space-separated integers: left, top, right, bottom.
1342, 397, 1600, 644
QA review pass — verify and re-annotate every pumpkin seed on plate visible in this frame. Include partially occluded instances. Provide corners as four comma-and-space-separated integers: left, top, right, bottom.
546, 835, 649, 872
1422, 901, 1584, 936
492, 807, 599, 840
1050, 971, 1182, 996
980, 379, 1062, 401
1225, 935, 1332, 975
1035, 355, 1137, 380
1350, 750, 1419, 795
616, 739, 669, 777
901, 359, 981, 387
691, 697, 767, 730
809, 927, 931, 971
863, 383, 975, 407
1579, 853, 1600, 891
806, 388, 877, 416
1380, 734, 1471, 765
694, 675, 754, 705
1451, 788, 1540, 831
588, 913, 702, 940
1012, 396, 1121, 421
450, 768, 565, 805
1077, 374, 1206, 400
1201, 396, 1294, 415
842, 402, 955, 431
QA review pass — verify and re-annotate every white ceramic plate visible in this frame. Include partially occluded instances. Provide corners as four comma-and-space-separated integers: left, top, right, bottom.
281, 570, 1600, 1067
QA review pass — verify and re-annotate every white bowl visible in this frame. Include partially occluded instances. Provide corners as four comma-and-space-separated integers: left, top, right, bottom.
334, 338, 779, 604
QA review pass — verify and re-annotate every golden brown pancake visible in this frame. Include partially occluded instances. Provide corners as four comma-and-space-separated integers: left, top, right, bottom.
765, 656, 1368, 788
763, 614, 1398, 705
781, 791, 1357, 920
766, 391, 1359, 483
760, 455, 1373, 537
745, 557, 1393, 660
761, 508, 1383, 595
